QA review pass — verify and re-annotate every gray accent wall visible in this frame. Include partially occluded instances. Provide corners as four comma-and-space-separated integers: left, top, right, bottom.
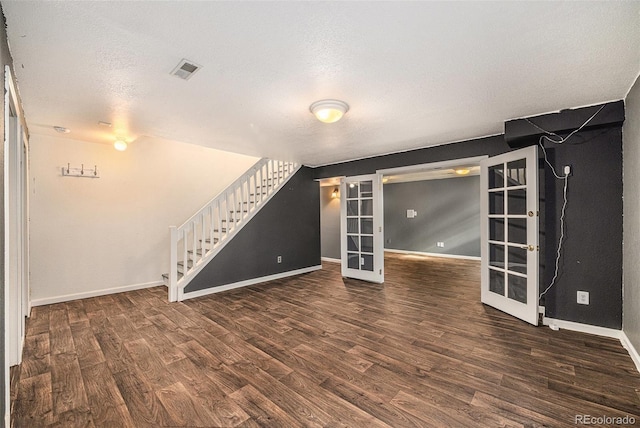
384, 176, 480, 257
320, 186, 341, 260
313, 103, 625, 330
185, 167, 321, 293
623, 74, 640, 356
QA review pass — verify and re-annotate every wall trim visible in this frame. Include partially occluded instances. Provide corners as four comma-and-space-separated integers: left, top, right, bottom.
182, 265, 322, 301
5, 412, 9, 428
542, 317, 622, 339
620, 331, 640, 373
321, 257, 341, 264
30, 280, 164, 306
377, 155, 488, 177
384, 248, 481, 261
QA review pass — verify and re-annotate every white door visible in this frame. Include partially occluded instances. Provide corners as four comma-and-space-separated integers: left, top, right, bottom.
340, 174, 384, 283
480, 145, 539, 325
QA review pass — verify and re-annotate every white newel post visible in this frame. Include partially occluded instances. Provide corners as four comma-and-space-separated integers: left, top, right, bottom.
169, 226, 178, 302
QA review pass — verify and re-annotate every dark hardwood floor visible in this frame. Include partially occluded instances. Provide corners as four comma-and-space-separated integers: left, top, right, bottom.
11, 253, 640, 427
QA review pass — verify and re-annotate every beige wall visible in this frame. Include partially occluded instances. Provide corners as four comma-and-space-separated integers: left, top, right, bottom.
29, 134, 258, 303
623, 73, 640, 356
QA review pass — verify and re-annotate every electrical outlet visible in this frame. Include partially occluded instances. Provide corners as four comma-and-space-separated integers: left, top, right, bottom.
577, 290, 589, 305
437, 242, 445, 248
277, 255, 282, 264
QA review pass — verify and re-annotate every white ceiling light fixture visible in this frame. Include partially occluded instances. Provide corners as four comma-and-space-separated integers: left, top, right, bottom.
454, 168, 470, 175
310, 99, 349, 124
113, 139, 128, 151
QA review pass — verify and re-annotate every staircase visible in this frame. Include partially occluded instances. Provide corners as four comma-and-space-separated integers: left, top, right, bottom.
163, 158, 300, 302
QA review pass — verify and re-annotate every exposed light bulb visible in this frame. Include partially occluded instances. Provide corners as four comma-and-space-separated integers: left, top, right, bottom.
114, 140, 128, 151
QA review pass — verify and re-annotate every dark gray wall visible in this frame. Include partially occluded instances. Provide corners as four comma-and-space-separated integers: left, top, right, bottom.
185, 167, 321, 293
384, 176, 480, 257
313, 102, 624, 329
542, 126, 622, 329
320, 186, 340, 260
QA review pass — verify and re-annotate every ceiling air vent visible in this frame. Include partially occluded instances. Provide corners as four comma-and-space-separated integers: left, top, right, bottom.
171, 59, 202, 80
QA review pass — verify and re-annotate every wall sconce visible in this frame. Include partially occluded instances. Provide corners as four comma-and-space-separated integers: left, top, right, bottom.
331, 188, 339, 199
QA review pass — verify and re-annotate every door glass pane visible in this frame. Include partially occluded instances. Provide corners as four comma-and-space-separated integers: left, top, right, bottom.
508, 218, 527, 244
489, 218, 504, 242
506, 159, 526, 186
347, 253, 360, 269
347, 235, 359, 252
507, 189, 526, 215
489, 165, 504, 189
508, 274, 527, 303
360, 181, 373, 197
489, 244, 504, 268
489, 191, 504, 215
347, 200, 358, 216
347, 183, 359, 199
361, 218, 373, 234
361, 236, 373, 253
360, 199, 373, 216
347, 218, 359, 234
361, 254, 374, 271
489, 269, 505, 296
508, 246, 527, 274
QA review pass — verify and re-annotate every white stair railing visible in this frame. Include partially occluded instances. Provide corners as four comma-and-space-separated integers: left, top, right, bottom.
167, 158, 300, 301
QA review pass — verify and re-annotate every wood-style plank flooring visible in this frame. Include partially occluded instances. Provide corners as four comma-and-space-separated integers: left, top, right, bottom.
12, 253, 640, 427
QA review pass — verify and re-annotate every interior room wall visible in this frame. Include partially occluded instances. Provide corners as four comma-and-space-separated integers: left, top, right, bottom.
320, 186, 341, 260
184, 167, 321, 293
29, 134, 258, 303
313, 103, 625, 330
383, 176, 480, 257
623, 73, 640, 354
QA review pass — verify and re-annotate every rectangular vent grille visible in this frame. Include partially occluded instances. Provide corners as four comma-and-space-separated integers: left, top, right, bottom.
171, 59, 202, 80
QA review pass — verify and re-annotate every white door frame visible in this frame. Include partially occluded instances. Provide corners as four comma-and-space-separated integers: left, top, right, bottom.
480, 145, 539, 325
340, 173, 384, 283
4, 65, 29, 425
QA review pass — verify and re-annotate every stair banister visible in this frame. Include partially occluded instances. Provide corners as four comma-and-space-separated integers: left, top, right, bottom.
166, 158, 300, 301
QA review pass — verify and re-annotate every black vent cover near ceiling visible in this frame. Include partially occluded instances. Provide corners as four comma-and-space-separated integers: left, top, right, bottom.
504, 100, 624, 149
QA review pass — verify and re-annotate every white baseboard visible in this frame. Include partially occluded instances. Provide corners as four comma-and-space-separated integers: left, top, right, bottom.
620, 331, 640, 373
181, 265, 322, 301
30, 280, 164, 306
321, 257, 341, 264
542, 317, 622, 339
384, 248, 481, 261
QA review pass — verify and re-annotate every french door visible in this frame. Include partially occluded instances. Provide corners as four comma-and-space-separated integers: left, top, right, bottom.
340, 174, 384, 283
480, 145, 539, 325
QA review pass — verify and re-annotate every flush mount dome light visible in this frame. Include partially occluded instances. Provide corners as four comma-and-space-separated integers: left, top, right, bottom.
310, 99, 349, 123
113, 139, 128, 151
454, 168, 470, 175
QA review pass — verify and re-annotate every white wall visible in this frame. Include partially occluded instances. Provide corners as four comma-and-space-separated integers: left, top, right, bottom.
29, 134, 258, 303
624, 73, 640, 356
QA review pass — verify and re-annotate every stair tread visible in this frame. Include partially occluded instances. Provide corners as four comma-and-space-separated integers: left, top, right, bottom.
162, 272, 183, 281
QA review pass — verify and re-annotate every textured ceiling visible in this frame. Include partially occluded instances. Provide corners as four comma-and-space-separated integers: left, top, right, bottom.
3, 1, 640, 166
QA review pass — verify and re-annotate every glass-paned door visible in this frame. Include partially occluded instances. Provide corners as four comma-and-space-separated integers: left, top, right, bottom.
341, 174, 384, 283
480, 145, 539, 325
